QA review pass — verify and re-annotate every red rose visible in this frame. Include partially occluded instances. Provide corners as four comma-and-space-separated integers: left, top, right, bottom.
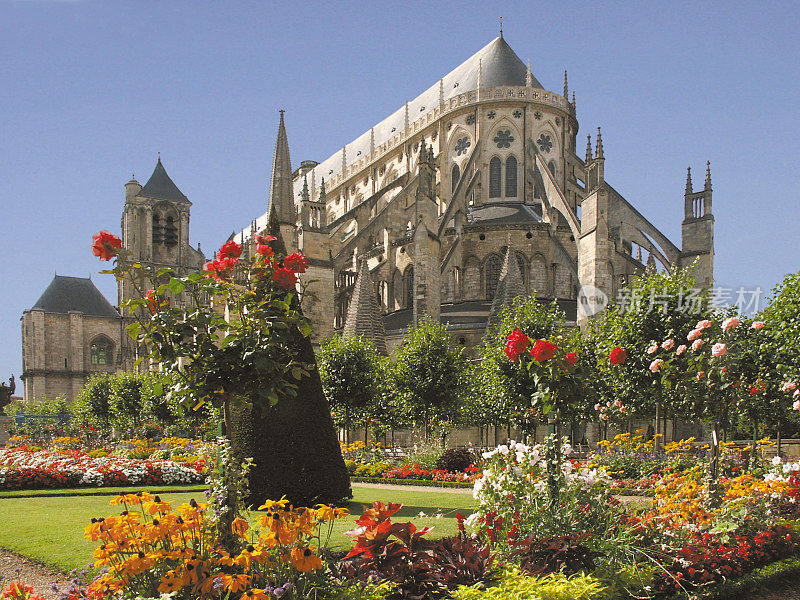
91, 231, 122, 261
504, 329, 530, 362
609, 346, 627, 366
530, 339, 557, 362
272, 266, 298, 289
256, 243, 274, 259
255, 234, 276, 245
145, 289, 169, 313
565, 352, 577, 368
283, 252, 309, 273
218, 240, 242, 260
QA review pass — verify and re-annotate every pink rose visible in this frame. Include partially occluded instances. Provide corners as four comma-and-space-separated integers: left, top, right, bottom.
794, 400, 800, 411
722, 316, 740, 332
613, 399, 621, 407
594, 403, 601, 411
675, 344, 687, 356
781, 381, 797, 392
795, 389, 800, 398
696, 320, 712, 331
687, 329, 702, 341
692, 339, 705, 352
751, 321, 765, 330
662, 339, 675, 351
711, 343, 727, 357
649, 359, 664, 373
646, 344, 658, 355
620, 406, 626, 413
697, 371, 706, 380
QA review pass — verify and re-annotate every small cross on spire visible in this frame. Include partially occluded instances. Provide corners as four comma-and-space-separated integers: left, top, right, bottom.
499, 16, 503, 38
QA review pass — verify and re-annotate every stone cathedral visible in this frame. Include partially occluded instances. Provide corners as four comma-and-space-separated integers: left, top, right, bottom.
236, 35, 714, 353
21, 35, 715, 400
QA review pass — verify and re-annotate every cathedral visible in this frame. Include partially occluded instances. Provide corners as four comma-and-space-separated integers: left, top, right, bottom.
236, 34, 714, 354
20, 35, 714, 399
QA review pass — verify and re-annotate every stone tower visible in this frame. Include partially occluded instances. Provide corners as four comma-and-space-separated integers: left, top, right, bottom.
681, 163, 715, 288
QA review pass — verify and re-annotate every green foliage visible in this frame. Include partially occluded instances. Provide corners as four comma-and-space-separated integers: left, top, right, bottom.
450, 568, 607, 600
391, 319, 468, 433
319, 335, 385, 429
4, 395, 71, 436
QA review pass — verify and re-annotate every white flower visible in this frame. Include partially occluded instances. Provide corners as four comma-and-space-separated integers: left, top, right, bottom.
498, 445, 509, 456
772, 455, 782, 466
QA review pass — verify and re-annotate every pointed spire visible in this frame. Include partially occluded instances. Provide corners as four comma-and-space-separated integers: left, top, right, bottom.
310, 169, 316, 201
419, 140, 427, 164
595, 127, 604, 159
585, 134, 593, 164
343, 259, 388, 355
301, 175, 310, 202
572, 91, 576, 110
499, 15, 503, 38
319, 178, 327, 203
269, 110, 294, 224
526, 60, 533, 88
685, 166, 693, 194
705, 161, 712, 190
636, 245, 643, 262
563, 70, 568, 99
487, 241, 526, 329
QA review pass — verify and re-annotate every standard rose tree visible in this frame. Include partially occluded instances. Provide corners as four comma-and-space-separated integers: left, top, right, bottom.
91, 215, 350, 509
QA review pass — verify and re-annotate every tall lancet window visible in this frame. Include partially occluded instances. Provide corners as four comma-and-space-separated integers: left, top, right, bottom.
152, 215, 163, 244
404, 266, 414, 309
505, 155, 518, 197
485, 255, 502, 300
451, 164, 460, 194
489, 157, 502, 198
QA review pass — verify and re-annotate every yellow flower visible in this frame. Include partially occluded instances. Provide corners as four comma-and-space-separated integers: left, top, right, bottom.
231, 517, 249, 538
221, 573, 251, 593
291, 546, 323, 572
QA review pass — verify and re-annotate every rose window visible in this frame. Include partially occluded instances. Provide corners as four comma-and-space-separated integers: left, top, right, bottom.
536, 133, 553, 153
513, 109, 522, 118
466, 114, 475, 125
493, 130, 514, 149
454, 137, 471, 156
487, 110, 496, 119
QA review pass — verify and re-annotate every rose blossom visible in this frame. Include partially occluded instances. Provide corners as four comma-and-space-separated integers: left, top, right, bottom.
697, 371, 706, 380
751, 321, 765, 330
781, 381, 797, 392
722, 316, 740, 332
594, 403, 601, 411
661, 339, 675, 351
695, 319, 712, 330
795, 389, 800, 398
283, 252, 309, 274
649, 359, 664, 373
692, 339, 705, 351
676, 344, 687, 356
687, 329, 702, 341
794, 400, 800, 411
620, 406, 626, 413
504, 330, 530, 362
711, 343, 727, 357
565, 352, 578, 368
530, 339, 557, 362
91, 231, 122, 261
272, 267, 298, 289
609, 347, 626, 365
646, 344, 658, 355
218, 240, 242, 260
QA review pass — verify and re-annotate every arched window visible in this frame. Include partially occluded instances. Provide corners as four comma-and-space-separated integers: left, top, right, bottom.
516, 252, 527, 287
485, 255, 502, 300
451, 164, 460, 194
505, 155, 518, 197
548, 160, 556, 176
90, 338, 113, 366
164, 216, 178, 246
152, 214, 163, 244
489, 157, 502, 198
404, 266, 414, 308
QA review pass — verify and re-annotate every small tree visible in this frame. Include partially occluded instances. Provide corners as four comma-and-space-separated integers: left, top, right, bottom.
392, 319, 467, 440
318, 334, 384, 442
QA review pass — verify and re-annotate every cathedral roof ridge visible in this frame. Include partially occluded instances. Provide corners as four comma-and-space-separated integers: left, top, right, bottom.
138, 157, 189, 204
287, 36, 543, 202
31, 275, 120, 318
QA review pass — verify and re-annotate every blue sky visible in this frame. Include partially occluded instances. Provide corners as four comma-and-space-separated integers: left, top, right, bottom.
1, 1, 799, 385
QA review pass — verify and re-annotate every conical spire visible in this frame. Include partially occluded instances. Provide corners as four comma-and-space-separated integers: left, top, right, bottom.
563, 70, 568, 99
301, 175, 310, 202
585, 134, 593, 164
705, 161, 712, 190
572, 91, 576, 110
319, 178, 327, 203
269, 110, 294, 225
343, 259, 387, 355
139, 157, 188, 203
595, 127, 604, 159
685, 166, 693, 194
487, 241, 526, 329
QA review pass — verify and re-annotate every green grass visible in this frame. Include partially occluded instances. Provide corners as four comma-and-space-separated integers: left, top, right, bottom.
0, 486, 475, 574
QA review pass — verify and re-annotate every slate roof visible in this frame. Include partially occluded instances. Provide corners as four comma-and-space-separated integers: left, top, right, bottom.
138, 158, 189, 203
31, 276, 120, 318
467, 201, 543, 225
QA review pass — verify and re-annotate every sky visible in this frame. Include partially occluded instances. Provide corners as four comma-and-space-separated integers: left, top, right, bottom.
1, 0, 799, 386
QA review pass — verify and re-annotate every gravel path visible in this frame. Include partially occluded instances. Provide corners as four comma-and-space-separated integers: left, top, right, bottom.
0, 548, 62, 600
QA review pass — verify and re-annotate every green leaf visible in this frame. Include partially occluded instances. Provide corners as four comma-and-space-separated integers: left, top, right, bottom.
168, 278, 185, 295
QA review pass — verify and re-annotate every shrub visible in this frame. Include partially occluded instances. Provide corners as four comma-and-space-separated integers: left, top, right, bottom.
344, 459, 357, 474
436, 447, 475, 473
511, 533, 603, 576
86, 448, 108, 458
450, 568, 607, 600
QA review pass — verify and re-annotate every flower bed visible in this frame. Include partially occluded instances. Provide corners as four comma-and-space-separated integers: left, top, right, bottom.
0, 446, 206, 490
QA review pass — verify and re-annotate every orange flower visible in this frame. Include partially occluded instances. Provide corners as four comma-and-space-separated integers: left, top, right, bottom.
231, 517, 249, 538
291, 546, 323, 572
220, 574, 250, 593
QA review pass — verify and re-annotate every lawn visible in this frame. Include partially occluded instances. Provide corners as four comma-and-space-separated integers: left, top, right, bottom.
0, 485, 475, 573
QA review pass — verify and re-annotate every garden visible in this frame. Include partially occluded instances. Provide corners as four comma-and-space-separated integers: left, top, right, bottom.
4, 226, 800, 600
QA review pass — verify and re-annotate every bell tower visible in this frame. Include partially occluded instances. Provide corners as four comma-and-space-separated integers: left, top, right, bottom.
680, 163, 715, 288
